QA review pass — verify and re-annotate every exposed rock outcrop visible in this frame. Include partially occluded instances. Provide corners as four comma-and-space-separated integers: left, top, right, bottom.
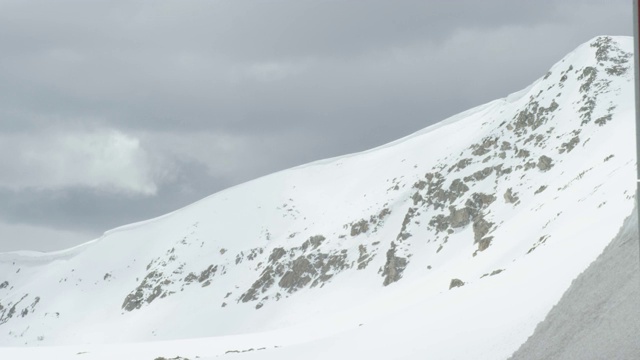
382, 242, 408, 286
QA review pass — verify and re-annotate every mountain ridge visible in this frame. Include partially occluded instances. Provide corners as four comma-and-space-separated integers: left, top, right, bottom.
0, 35, 636, 360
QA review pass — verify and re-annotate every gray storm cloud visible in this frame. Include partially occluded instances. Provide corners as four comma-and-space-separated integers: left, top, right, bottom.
0, 0, 631, 251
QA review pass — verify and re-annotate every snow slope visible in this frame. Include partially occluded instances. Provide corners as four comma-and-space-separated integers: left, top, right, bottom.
509, 202, 640, 359
0, 36, 636, 359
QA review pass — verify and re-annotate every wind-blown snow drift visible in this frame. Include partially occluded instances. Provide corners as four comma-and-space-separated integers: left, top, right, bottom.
0, 36, 636, 360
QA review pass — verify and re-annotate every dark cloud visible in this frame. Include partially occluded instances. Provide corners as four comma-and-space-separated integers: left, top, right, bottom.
0, 0, 629, 134
0, 1, 559, 59
0, 0, 631, 251
0, 158, 224, 234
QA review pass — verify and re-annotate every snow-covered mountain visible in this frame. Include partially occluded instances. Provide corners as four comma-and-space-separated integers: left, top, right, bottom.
0, 36, 637, 360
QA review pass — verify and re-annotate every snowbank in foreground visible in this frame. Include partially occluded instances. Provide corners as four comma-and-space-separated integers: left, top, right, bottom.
510, 202, 640, 359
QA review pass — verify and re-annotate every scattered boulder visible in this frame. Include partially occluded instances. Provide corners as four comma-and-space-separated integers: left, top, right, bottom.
524, 161, 537, 171
504, 188, 519, 204
481, 269, 504, 278
559, 136, 580, 153
350, 220, 370, 236
449, 279, 465, 289
595, 114, 612, 126
537, 155, 554, 171
516, 149, 530, 158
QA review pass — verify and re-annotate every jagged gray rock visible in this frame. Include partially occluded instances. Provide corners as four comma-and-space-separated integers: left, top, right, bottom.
449, 279, 465, 289
382, 242, 408, 286
473, 218, 493, 243
537, 155, 553, 171
449, 206, 472, 228
504, 188, 519, 204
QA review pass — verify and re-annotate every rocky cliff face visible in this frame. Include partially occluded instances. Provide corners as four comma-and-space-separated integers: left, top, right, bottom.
0, 36, 635, 360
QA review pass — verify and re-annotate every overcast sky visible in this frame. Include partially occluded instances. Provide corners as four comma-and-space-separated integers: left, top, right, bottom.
0, 0, 632, 252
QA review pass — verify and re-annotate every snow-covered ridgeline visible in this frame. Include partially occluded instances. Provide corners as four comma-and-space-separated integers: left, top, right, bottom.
0, 36, 636, 360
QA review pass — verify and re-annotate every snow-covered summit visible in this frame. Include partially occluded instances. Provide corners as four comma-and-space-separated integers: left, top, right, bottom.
0, 36, 636, 360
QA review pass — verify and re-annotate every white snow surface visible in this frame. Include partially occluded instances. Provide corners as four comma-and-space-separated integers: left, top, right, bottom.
0, 36, 637, 359
509, 201, 640, 359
